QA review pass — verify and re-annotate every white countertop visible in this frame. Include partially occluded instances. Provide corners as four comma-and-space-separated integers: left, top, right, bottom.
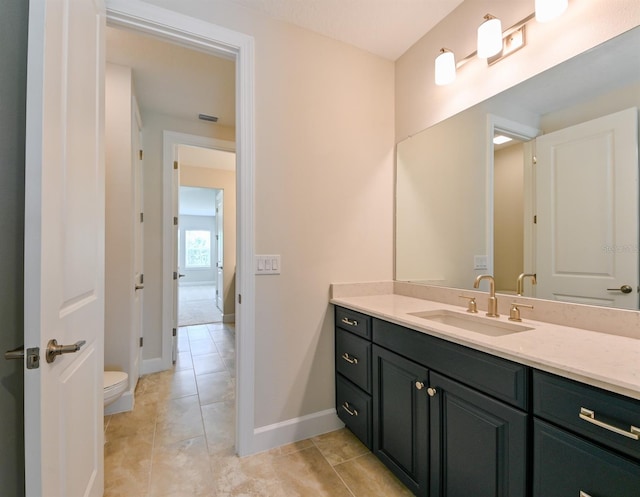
331, 293, 640, 401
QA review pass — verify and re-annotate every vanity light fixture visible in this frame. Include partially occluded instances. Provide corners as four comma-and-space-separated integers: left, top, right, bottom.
535, 0, 568, 23
477, 14, 503, 59
434, 3, 569, 86
435, 49, 456, 86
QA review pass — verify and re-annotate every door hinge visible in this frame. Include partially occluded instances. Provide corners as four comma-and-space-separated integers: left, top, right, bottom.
173, 161, 178, 170
140, 212, 144, 223
532, 155, 537, 165
139, 150, 143, 160
172, 328, 177, 337
173, 271, 178, 280
140, 273, 144, 284
173, 217, 178, 226
139, 337, 144, 348
215, 234, 219, 240
238, 294, 242, 304
534, 215, 537, 224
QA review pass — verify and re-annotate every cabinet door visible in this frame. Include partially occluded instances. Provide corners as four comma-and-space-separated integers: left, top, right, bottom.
429, 372, 528, 497
372, 345, 429, 497
534, 419, 640, 497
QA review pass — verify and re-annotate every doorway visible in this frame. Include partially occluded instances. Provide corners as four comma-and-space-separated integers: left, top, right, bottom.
106, 2, 256, 458
178, 186, 224, 327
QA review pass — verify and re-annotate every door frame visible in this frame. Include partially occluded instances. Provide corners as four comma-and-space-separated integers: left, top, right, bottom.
106, 0, 256, 456
164, 132, 233, 358
485, 114, 540, 278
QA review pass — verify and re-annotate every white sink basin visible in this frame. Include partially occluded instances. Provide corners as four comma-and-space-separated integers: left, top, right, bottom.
408, 309, 534, 337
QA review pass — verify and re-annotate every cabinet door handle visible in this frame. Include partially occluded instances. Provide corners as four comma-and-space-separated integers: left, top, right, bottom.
579, 492, 592, 497
342, 402, 358, 417
341, 317, 358, 327
427, 387, 437, 397
579, 407, 640, 440
341, 353, 358, 365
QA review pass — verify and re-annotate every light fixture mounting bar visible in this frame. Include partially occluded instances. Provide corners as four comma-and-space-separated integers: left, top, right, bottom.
455, 12, 536, 70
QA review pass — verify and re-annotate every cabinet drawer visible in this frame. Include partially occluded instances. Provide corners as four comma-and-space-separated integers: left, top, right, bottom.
373, 318, 529, 409
336, 328, 371, 393
533, 419, 640, 497
336, 374, 372, 449
533, 371, 640, 460
335, 306, 371, 339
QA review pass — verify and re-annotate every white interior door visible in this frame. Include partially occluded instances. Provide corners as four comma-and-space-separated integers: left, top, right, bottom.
172, 154, 180, 363
535, 107, 639, 309
133, 103, 144, 381
24, 0, 105, 496
216, 190, 224, 313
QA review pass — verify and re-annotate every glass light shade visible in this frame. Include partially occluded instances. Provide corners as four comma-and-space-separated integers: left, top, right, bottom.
435, 50, 456, 86
535, 0, 568, 22
477, 17, 503, 58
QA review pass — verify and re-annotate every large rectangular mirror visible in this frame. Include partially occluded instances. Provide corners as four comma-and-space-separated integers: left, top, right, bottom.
396, 26, 640, 309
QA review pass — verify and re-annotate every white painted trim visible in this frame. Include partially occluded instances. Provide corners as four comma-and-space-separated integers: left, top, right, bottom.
106, 0, 256, 457
103, 389, 134, 416
140, 357, 165, 375
252, 410, 344, 454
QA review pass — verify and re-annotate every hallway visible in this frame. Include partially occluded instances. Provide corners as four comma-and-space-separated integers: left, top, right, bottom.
103, 323, 412, 496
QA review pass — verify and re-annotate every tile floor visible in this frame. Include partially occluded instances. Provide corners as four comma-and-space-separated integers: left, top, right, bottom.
104, 323, 412, 497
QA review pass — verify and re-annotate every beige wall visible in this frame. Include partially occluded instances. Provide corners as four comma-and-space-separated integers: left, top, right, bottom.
494, 143, 525, 293
141, 110, 235, 360
396, 105, 489, 287
180, 166, 237, 319
139, 0, 395, 428
396, 0, 640, 141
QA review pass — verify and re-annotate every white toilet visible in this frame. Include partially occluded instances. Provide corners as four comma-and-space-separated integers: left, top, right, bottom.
103, 371, 129, 407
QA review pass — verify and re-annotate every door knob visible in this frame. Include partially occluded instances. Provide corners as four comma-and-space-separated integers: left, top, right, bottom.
606, 284, 633, 294
46, 339, 86, 363
178, 273, 185, 278
135, 284, 144, 291
4, 345, 24, 361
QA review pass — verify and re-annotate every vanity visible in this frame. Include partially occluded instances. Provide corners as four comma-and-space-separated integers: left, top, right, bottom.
331, 285, 640, 497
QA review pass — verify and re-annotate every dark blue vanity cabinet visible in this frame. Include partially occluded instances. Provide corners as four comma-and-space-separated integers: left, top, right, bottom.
334, 305, 640, 497
372, 345, 429, 496
532, 371, 640, 497
335, 307, 373, 449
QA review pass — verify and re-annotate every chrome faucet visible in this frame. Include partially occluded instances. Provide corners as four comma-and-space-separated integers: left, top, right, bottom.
473, 274, 499, 317
516, 273, 537, 296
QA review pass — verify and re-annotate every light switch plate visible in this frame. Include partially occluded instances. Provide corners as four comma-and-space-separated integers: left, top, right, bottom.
474, 255, 488, 270
255, 255, 281, 275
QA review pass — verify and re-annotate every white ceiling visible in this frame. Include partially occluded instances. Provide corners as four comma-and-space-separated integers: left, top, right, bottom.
227, 0, 463, 60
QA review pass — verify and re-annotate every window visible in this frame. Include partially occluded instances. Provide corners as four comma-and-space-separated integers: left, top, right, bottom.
185, 230, 211, 268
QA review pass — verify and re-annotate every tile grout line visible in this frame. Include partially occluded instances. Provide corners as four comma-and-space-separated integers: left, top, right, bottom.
309, 437, 358, 497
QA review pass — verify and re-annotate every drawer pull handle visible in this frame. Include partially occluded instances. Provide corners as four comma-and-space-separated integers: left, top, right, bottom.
341, 317, 358, 327
579, 492, 592, 497
342, 402, 358, 417
579, 407, 640, 440
341, 353, 358, 365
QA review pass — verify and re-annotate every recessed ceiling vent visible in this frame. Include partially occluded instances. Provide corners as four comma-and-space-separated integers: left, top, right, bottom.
198, 113, 219, 123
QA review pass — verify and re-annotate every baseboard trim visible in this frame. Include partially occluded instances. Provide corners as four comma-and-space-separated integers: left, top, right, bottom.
251, 408, 344, 454
141, 357, 166, 375
104, 389, 134, 415
223, 313, 235, 323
